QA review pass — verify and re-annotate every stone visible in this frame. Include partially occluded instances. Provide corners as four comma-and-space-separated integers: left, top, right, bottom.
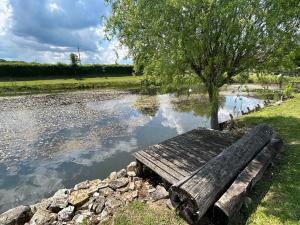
86, 179, 102, 196
134, 180, 143, 190
118, 186, 129, 194
109, 171, 118, 180
108, 178, 129, 190
128, 182, 135, 191
72, 211, 92, 225
99, 207, 113, 221
97, 181, 109, 190
89, 196, 106, 214
117, 169, 127, 178
48, 197, 68, 213
68, 189, 89, 207
127, 171, 136, 177
30, 198, 52, 214
98, 187, 114, 197
93, 192, 100, 197
122, 190, 138, 202
147, 188, 156, 193
127, 162, 137, 177
105, 197, 123, 211
0, 205, 32, 225
150, 185, 169, 201
53, 189, 70, 198
74, 181, 90, 191
57, 206, 75, 222
28, 209, 57, 225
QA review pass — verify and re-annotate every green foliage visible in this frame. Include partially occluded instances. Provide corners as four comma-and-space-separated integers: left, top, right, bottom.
284, 83, 294, 97
69, 53, 80, 67
0, 63, 134, 80
106, 0, 299, 128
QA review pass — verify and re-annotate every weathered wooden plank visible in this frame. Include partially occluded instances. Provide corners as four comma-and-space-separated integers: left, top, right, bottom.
143, 146, 191, 177
213, 134, 283, 224
168, 138, 221, 161
136, 151, 185, 180
157, 143, 206, 169
152, 145, 198, 171
169, 124, 274, 224
184, 132, 238, 149
134, 152, 180, 184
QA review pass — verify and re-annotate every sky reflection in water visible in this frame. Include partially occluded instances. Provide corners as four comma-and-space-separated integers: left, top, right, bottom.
0, 93, 264, 213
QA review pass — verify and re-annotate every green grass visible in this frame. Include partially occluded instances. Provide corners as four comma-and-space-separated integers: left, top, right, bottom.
233, 73, 300, 84
0, 76, 142, 96
236, 94, 300, 225
103, 201, 187, 225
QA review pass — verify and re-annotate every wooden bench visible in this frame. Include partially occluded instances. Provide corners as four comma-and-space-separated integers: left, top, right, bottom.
134, 127, 241, 185
134, 124, 282, 224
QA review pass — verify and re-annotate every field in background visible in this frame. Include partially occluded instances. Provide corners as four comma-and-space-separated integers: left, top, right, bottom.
0, 76, 142, 96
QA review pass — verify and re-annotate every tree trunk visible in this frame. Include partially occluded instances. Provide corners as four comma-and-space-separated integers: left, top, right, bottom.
207, 84, 220, 130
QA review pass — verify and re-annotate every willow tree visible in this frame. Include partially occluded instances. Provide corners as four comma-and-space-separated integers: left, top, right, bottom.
105, 0, 299, 129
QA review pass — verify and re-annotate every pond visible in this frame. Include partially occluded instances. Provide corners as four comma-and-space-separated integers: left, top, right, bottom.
0, 90, 264, 213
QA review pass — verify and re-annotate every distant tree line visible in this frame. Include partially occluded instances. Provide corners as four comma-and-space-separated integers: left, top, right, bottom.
0, 63, 134, 80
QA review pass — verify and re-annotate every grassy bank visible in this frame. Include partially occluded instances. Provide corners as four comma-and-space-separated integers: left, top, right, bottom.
103, 201, 187, 225
0, 76, 142, 96
237, 94, 300, 225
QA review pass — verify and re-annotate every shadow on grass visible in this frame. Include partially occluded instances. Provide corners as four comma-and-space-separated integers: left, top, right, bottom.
236, 115, 300, 225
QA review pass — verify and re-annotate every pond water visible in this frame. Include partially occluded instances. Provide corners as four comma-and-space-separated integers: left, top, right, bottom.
0, 91, 264, 213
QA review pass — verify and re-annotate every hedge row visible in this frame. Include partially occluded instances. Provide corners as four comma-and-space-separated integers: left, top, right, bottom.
0, 63, 134, 79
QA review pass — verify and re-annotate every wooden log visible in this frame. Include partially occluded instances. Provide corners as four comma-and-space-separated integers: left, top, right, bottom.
213, 134, 283, 225
169, 124, 274, 224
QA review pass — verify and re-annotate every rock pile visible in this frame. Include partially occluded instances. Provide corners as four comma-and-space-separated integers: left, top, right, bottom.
0, 162, 170, 225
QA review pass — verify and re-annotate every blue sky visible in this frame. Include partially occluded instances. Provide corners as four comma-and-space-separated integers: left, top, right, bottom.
0, 0, 131, 64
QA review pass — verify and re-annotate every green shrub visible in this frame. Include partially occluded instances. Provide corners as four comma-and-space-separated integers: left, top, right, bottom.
284, 83, 294, 98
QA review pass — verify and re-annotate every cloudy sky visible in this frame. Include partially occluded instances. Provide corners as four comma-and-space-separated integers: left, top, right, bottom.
0, 0, 131, 64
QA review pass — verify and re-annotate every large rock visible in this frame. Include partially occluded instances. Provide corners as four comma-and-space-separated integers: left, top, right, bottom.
122, 190, 138, 202
109, 171, 118, 180
89, 196, 106, 214
117, 169, 127, 178
150, 185, 169, 201
0, 205, 32, 225
53, 189, 70, 198
28, 209, 57, 225
98, 187, 114, 197
108, 178, 129, 190
99, 206, 113, 222
57, 206, 75, 222
127, 162, 137, 177
68, 189, 90, 207
48, 197, 68, 213
74, 181, 90, 191
105, 197, 123, 211
30, 198, 53, 214
86, 179, 102, 196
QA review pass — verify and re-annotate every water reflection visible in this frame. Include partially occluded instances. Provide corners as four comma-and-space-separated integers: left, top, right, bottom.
0, 93, 264, 213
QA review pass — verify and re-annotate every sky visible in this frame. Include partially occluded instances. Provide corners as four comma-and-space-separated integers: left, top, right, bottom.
0, 0, 131, 64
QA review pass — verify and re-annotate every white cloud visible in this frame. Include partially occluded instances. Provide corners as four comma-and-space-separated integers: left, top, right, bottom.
0, 0, 132, 64
48, 3, 62, 13
0, 0, 12, 36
